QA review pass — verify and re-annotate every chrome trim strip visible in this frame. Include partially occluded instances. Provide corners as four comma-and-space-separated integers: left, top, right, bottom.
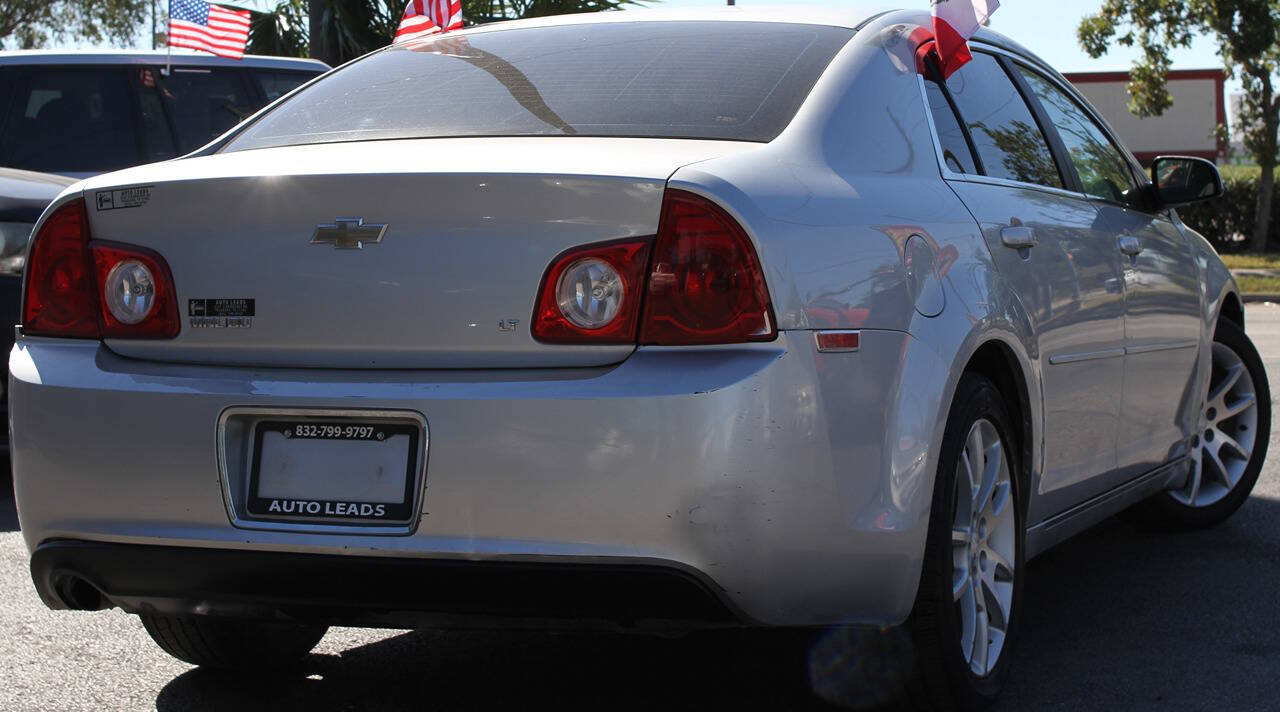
1125, 340, 1199, 356
1047, 348, 1126, 365
217, 406, 430, 537
1026, 457, 1189, 558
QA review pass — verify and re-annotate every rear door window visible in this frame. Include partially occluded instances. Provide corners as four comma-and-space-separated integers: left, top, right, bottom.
924, 80, 979, 175
0, 67, 140, 174
158, 67, 255, 153
253, 71, 318, 102
1015, 66, 1141, 206
941, 53, 1064, 189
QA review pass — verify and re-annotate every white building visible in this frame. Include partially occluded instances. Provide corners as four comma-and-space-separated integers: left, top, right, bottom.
1064, 69, 1227, 165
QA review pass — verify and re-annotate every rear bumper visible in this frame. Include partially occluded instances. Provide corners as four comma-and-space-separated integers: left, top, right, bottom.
11, 330, 947, 627
32, 539, 738, 632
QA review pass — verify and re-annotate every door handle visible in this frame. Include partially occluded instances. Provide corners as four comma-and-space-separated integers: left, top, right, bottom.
1001, 226, 1037, 249
1118, 235, 1143, 256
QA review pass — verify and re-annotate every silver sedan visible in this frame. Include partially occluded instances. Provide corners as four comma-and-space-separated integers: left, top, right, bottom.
10, 7, 1269, 710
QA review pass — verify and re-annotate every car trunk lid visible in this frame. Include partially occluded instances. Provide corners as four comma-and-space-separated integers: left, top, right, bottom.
78, 137, 754, 368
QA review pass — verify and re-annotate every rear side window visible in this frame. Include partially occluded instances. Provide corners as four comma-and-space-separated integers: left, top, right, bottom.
924, 80, 978, 174
160, 67, 255, 153
942, 53, 1063, 189
253, 71, 317, 102
1016, 67, 1140, 206
0, 67, 140, 173
223, 21, 854, 152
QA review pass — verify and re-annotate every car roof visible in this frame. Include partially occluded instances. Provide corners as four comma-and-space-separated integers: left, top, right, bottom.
452, 4, 899, 34
0, 49, 329, 71
401, 6, 1053, 73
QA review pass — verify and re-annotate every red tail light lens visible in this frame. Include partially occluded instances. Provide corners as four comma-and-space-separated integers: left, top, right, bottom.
532, 239, 651, 343
640, 190, 775, 345
92, 242, 180, 339
23, 198, 180, 339
23, 199, 99, 338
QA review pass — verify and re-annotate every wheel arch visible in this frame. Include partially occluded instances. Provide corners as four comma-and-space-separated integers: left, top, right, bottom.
1218, 289, 1244, 331
959, 340, 1036, 507
916, 274, 1043, 524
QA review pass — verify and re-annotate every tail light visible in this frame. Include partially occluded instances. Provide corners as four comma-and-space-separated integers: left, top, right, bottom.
531, 189, 775, 346
22, 200, 99, 338
532, 240, 651, 343
92, 242, 180, 338
23, 198, 179, 339
640, 189, 775, 345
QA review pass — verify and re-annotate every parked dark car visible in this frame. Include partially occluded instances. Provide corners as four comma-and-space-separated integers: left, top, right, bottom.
0, 52, 328, 438
0, 50, 328, 178
0, 166, 74, 450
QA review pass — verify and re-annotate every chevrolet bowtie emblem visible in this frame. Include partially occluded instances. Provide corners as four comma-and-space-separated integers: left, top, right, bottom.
311, 217, 388, 250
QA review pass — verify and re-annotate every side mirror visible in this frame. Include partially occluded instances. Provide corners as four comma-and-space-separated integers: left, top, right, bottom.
1151, 155, 1224, 207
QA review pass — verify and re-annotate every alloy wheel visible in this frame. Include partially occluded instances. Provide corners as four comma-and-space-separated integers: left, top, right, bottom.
951, 419, 1016, 677
1172, 341, 1260, 508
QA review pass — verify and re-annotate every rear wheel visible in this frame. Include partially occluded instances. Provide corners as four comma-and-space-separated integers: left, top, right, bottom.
140, 614, 328, 671
1143, 318, 1270, 528
903, 373, 1025, 710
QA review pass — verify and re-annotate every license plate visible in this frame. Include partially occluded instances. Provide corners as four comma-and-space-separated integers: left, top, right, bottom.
246, 419, 421, 524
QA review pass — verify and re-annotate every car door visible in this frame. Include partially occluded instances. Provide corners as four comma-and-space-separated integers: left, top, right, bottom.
921, 51, 1128, 521
1013, 65, 1203, 480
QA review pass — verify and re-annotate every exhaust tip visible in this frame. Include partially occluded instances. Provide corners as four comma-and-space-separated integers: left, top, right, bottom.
54, 575, 106, 611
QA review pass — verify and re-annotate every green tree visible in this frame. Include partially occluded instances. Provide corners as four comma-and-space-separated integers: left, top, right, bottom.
0, 0, 149, 48
281, 0, 643, 66
1078, 1, 1280, 251
249, 0, 309, 58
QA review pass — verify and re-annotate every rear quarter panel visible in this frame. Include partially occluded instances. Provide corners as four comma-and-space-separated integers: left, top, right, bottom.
668, 14, 1046, 594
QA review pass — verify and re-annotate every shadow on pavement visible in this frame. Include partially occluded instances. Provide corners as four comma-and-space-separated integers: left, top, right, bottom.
145, 496, 1278, 712
155, 628, 842, 712
998, 496, 1280, 711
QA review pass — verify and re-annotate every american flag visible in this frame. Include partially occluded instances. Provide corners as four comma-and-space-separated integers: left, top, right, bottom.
168, 0, 251, 60
395, 0, 463, 44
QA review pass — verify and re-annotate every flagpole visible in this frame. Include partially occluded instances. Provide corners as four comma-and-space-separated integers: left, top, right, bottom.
164, 0, 172, 76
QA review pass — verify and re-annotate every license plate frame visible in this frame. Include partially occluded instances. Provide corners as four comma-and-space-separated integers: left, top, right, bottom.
245, 418, 422, 525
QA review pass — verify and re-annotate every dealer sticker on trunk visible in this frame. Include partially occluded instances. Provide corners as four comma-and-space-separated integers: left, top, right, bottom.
94, 186, 152, 211
189, 298, 254, 329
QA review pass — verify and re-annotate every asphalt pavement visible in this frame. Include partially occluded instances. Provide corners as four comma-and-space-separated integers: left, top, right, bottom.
4, 306, 1280, 711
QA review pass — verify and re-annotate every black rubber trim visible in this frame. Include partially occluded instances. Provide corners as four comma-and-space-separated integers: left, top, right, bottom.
31, 539, 741, 629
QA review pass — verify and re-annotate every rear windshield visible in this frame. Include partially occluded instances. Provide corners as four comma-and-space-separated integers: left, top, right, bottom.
222, 21, 853, 152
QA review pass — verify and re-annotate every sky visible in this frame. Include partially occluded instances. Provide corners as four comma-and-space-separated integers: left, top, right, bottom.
105, 0, 1244, 94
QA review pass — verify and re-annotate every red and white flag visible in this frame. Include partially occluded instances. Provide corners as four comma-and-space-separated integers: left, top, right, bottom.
395, 0, 463, 44
168, 0, 251, 60
932, 0, 999, 78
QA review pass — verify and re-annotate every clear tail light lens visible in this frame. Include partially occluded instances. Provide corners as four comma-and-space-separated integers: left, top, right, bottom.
22, 198, 179, 340
640, 190, 775, 345
102, 260, 156, 324
556, 257, 626, 329
533, 239, 651, 343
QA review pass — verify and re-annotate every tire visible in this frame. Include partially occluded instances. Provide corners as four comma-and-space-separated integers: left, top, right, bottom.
140, 614, 328, 670
1137, 317, 1271, 529
902, 373, 1026, 711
